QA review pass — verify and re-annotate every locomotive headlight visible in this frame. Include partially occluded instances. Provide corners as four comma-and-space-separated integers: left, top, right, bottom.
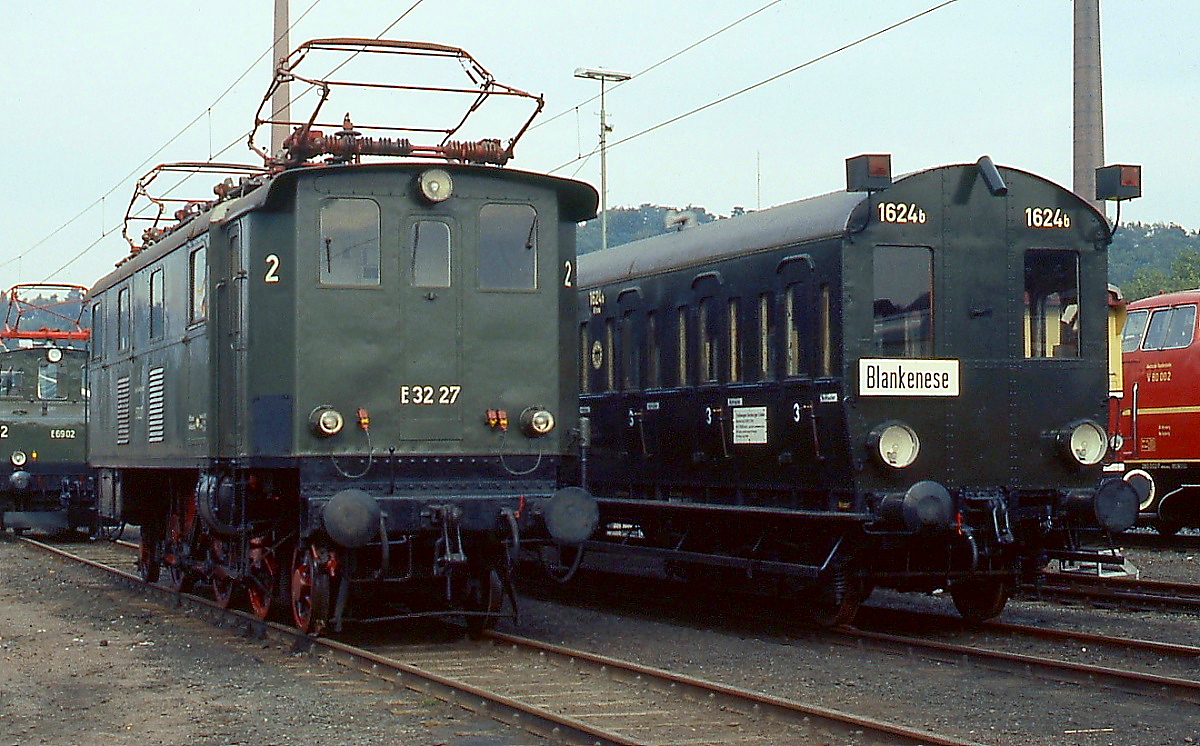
519, 406, 556, 438
11, 450, 27, 467
868, 421, 920, 469
309, 406, 345, 437
46, 347, 63, 363
1059, 419, 1107, 466
417, 168, 453, 203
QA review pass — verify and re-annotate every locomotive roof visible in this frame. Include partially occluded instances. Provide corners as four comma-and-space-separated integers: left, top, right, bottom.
1126, 288, 1200, 309
91, 162, 596, 297
577, 161, 1109, 288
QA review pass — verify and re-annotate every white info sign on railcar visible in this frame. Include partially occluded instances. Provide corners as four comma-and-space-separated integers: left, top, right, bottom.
858, 358, 960, 397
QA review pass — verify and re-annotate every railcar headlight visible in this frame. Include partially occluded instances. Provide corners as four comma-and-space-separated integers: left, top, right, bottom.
519, 406, 556, 438
11, 450, 27, 467
309, 406, 345, 437
417, 168, 453, 203
46, 347, 63, 363
868, 421, 920, 469
1059, 419, 1107, 466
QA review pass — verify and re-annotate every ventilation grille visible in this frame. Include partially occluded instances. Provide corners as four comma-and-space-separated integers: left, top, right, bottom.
147, 367, 165, 443
116, 375, 131, 445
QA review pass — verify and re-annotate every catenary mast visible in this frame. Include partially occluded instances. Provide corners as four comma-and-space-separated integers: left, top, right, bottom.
1073, 0, 1104, 212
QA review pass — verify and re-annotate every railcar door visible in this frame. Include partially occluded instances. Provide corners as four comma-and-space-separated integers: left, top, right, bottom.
397, 216, 462, 440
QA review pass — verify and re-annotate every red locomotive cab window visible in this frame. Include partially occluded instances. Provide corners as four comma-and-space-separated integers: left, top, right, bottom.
1141, 305, 1196, 351
1121, 309, 1149, 353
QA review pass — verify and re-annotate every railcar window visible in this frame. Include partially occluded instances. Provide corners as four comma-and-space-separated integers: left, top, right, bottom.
117, 287, 131, 351
622, 310, 640, 390
677, 307, 689, 386
149, 268, 164, 339
320, 198, 381, 286
412, 221, 451, 287
1024, 250, 1079, 358
700, 298, 719, 383
90, 303, 102, 360
758, 293, 775, 381
0, 367, 24, 397
728, 298, 741, 382
479, 204, 537, 291
646, 312, 661, 388
189, 245, 207, 323
785, 285, 803, 375
1142, 305, 1197, 351
819, 284, 832, 377
873, 246, 933, 357
1120, 310, 1149, 353
38, 361, 63, 400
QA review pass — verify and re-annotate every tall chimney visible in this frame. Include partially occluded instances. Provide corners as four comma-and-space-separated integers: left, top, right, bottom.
1073, 0, 1104, 212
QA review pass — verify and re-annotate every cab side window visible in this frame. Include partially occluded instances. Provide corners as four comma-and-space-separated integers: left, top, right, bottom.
319, 198, 381, 286
479, 204, 537, 290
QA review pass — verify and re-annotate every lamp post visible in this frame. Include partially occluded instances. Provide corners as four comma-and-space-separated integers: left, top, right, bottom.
574, 67, 631, 251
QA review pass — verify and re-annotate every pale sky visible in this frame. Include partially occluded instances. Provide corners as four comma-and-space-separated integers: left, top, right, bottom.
1, 1, 1194, 288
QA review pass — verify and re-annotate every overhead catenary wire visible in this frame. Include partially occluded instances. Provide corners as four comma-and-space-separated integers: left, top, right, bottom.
39, 0, 428, 282
551, 0, 961, 176
8, 0, 328, 278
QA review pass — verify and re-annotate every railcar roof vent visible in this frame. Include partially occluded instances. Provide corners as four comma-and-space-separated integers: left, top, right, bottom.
845, 154, 892, 192
976, 155, 1008, 196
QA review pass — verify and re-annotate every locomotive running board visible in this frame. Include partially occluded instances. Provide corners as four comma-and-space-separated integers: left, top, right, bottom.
582, 540, 824, 579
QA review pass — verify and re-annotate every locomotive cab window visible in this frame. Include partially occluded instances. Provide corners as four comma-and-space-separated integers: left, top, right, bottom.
38, 361, 63, 400
1024, 250, 1079, 358
0, 367, 24, 397
1121, 309, 1149, 353
189, 245, 207, 323
411, 220, 451, 287
479, 204, 537, 291
319, 198, 381, 286
1141, 305, 1197, 351
149, 268, 164, 339
90, 303, 102, 360
117, 287, 131, 350
873, 246, 932, 357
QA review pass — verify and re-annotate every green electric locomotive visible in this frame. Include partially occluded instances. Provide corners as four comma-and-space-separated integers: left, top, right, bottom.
88, 40, 598, 634
0, 284, 94, 535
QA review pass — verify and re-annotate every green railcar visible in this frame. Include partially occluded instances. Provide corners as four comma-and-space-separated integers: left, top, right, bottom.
577, 156, 1141, 624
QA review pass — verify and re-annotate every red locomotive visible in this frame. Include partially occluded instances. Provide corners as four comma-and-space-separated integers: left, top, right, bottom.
1116, 288, 1200, 534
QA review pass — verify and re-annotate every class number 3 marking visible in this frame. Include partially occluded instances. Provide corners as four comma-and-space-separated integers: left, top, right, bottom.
264, 254, 281, 283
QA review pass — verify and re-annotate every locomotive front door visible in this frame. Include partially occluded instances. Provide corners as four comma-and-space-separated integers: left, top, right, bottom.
397, 218, 463, 440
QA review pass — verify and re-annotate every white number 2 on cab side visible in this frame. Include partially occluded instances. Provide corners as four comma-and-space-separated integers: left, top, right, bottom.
265, 254, 281, 283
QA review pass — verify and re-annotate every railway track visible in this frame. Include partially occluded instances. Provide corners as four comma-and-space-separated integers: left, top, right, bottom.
1030, 572, 1200, 614
524, 564, 1200, 705
16, 536, 981, 746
